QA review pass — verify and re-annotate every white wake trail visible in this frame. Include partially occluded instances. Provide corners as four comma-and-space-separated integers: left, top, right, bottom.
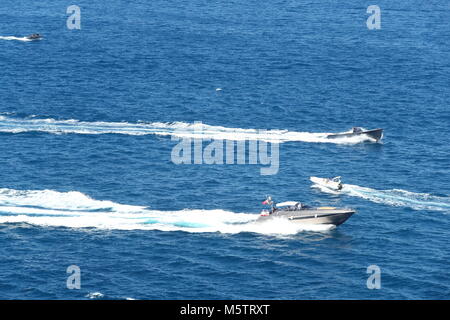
312, 183, 450, 212
0, 36, 33, 42
0, 188, 333, 234
0, 116, 376, 144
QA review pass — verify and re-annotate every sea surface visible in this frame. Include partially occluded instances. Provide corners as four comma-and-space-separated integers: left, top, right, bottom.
0, 1, 449, 299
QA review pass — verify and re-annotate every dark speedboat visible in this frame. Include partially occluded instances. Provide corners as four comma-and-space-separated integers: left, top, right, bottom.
257, 196, 355, 226
26, 34, 42, 40
326, 127, 383, 142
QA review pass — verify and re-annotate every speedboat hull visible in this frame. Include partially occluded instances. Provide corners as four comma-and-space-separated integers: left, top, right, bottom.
327, 128, 383, 142
310, 176, 342, 191
26, 34, 42, 41
257, 208, 355, 226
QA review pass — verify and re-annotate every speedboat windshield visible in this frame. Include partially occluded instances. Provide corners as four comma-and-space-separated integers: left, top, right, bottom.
275, 201, 303, 211
332, 176, 341, 183
276, 201, 300, 207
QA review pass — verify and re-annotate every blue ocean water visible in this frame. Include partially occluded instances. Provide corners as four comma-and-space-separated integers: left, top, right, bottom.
0, 0, 449, 299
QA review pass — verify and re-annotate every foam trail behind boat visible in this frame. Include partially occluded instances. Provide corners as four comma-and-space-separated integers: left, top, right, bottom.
0, 188, 334, 234
0, 36, 32, 42
312, 183, 450, 212
0, 116, 375, 144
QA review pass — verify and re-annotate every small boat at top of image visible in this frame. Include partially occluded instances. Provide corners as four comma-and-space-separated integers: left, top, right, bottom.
326, 127, 383, 142
310, 176, 343, 191
26, 33, 42, 40
257, 196, 355, 227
